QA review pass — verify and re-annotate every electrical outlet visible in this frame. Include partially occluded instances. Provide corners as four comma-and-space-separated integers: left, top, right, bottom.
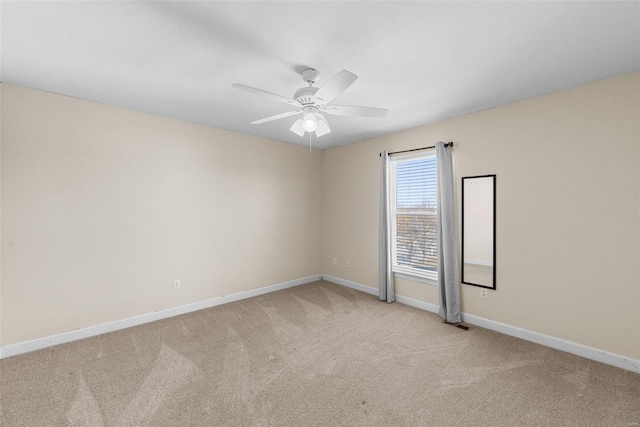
480, 289, 488, 299
333, 257, 337, 265
173, 279, 181, 290
346, 260, 351, 268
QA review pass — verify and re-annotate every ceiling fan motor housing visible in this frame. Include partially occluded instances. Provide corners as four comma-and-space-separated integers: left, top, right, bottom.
294, 86, 319, 106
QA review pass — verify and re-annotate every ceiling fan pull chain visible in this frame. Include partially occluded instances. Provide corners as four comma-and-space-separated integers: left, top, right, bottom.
309, 132, 312, 153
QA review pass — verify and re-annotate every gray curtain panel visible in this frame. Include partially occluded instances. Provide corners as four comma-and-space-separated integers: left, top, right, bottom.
436, 142, 461, 323
379, 151, 395, 303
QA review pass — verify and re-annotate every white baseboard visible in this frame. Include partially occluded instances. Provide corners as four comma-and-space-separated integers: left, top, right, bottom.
4, 273, 638, 374
321, 274, 378, 296
461, 313, 640, 373
322, 275, 640, 374
321, 274, 441, 314
395, 294, 440, 314
0, 274, 322, 359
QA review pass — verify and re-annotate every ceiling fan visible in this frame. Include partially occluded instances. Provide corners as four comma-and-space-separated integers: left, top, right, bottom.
232, 68, 388, 138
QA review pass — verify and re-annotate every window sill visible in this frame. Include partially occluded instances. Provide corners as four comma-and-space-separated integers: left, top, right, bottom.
393, 271, 438, 286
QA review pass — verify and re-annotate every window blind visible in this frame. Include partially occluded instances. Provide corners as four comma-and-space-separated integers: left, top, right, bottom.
392, 155, 438, 278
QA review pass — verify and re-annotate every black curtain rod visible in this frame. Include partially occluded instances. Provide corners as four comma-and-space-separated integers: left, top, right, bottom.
379, 142, 453, 157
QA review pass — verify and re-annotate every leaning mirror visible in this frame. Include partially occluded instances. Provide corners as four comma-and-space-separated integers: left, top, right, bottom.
462, 175, 496, 289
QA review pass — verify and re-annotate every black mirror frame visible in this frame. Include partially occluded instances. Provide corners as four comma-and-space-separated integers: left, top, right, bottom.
461, 174, 496, 290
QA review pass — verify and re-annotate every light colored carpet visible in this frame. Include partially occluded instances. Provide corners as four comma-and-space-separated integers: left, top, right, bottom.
1, 280, 638, 426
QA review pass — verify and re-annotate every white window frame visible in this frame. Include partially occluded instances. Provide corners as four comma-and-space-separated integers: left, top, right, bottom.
390, 150, 438, 285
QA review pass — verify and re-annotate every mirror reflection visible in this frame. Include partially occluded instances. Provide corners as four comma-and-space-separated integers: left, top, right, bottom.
462, 175, 496, 289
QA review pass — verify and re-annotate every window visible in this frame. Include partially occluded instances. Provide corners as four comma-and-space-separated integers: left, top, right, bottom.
390, 151, 438, 282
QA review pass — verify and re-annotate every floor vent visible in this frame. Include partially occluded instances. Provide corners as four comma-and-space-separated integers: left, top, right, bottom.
456, 324, 470, 330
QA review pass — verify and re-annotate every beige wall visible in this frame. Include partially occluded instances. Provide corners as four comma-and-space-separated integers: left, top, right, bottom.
322, 72, 640, 360
1, 84, 322, 346
2, 73, 639, 361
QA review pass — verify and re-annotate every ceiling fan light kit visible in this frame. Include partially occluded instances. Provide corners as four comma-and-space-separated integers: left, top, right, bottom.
302, 111, 318, 132
232, 68, 388, 140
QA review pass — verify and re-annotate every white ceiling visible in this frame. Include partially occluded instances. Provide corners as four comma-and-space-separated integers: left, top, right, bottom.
2, 1, 639, 150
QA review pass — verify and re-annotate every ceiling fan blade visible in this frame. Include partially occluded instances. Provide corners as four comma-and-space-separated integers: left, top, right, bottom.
231, 83, 300, 107
322, 105, 389, 117
313, 70, 357, 105
290, 118, 305, 137
251, 110, 301, 125
315, 114, 331, 137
